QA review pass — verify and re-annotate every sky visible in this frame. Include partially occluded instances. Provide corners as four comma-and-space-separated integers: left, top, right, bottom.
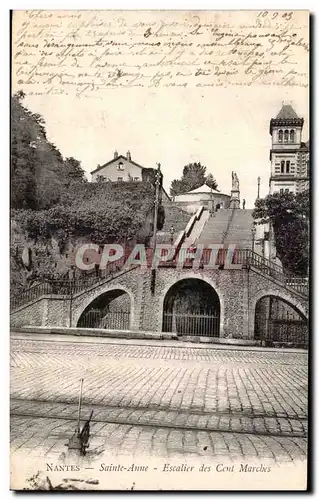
23, 84, 309, 209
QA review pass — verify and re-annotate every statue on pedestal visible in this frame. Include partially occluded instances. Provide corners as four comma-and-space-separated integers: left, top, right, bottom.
232, 171, 239, 191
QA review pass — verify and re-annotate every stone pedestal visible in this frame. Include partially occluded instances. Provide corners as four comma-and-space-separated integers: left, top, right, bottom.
230, 189, 240, 209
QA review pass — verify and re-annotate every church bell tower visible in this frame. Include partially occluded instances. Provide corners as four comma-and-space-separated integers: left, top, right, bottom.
269, 104, 304, 195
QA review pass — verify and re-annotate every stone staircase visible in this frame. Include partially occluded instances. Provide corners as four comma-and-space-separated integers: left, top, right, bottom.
183, 210, 210, 247
197, 208, 254, 249
197, 209, 234, 245
224, 209, 254, 248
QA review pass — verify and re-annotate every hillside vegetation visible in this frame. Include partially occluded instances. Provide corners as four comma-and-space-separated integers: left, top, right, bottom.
11, 92, 165, 294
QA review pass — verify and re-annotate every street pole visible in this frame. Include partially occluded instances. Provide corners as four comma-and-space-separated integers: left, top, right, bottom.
152, 163, 161, 251
257, 176, 261, 200
151, 164, 161, 295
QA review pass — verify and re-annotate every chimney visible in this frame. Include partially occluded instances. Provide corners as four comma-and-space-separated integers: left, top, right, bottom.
126, 150, 131, 161
114, 150, 118, 159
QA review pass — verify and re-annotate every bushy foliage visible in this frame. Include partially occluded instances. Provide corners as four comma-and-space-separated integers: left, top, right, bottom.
170, 163, 218, 196
253, 190, 309, 276
11, 91, 86, 210
10, 94, 165, 294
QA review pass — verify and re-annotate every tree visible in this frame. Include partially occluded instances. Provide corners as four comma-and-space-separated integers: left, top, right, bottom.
11, 92, 86, 210
170, 162, 218, 196
63, 157, 87, 185
253, 190, 309, 276
205, 173, 218, 191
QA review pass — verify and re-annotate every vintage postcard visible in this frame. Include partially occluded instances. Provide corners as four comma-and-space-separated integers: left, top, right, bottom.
10, 10, 309, 491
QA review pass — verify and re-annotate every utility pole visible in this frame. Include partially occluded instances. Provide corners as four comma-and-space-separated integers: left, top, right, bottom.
257, 176, 261, 200
152, 163, 161, 251
151, 163, 161, 295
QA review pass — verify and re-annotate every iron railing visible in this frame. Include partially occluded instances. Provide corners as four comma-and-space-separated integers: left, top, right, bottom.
77, 308, 130, 330
257, 319, 308, 348
162, 312, 220, 337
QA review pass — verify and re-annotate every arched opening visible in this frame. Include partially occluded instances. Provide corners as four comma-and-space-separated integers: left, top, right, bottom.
254, 295, 307, 347
278, 129, 283, 143
284, 129, 289, 143
216, 203, 221, 211
162, 278, 220, 337
290, 129, 295, 143
77, 289, 131, 330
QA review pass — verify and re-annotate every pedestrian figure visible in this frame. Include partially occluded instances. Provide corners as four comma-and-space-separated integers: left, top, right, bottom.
243, 199, 246, 209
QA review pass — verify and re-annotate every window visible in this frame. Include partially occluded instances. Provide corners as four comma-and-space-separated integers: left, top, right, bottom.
278, 130, 283, 143
117, 162, 124, 171
134, 177, 139, 181
284, 130, 289, 143
290, 130, 295, 143
117, 177, 123, 182
286, 160, 290, 173
281, 160, 285, 173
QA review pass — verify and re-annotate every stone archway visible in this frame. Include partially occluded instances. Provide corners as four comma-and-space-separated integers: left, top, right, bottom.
254, 294, 308, 347
77, 288, 132, 330
162, 278, 220, 337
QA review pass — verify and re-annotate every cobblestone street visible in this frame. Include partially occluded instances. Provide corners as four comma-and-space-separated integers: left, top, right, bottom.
10, 334, 308, 465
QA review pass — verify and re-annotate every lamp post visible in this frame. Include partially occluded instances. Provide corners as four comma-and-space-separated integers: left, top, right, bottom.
170, 225, 174, 246
257, 176, 261, 200
152, 163, 161, 251
251, 225, 256, 253
151, 164, 161, 294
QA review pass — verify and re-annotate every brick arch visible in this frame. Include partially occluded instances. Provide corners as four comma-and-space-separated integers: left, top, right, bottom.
72, 284, 135, 328
249, 289, 308, 339
251, 290, 308, 319
158, 272, 225, 336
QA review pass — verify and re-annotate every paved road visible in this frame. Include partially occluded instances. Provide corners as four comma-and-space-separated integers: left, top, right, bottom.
10, 336, 308, 464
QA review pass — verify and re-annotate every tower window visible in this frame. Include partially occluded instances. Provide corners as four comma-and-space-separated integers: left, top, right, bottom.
117, 162, 124, 171
278, 130, 283, 143
281, 160, 285, 173
290, 130, 295, 143
284, 130, 289, 143
286, 160, 290, 173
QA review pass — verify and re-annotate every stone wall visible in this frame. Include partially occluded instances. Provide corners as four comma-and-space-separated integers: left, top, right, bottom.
10, 264, 308, 340
10, 297, 47, 327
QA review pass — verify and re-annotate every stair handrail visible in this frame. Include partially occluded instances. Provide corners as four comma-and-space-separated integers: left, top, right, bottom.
245, 250, 308, 296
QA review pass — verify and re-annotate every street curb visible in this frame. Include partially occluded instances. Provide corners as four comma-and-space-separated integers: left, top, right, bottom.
10, 326, 178, 341
11, 327, 307, 353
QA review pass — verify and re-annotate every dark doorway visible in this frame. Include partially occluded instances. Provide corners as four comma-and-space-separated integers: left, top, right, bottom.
162, 278, 220, 337
254, 295, 307, 347
77, 289, 131, 330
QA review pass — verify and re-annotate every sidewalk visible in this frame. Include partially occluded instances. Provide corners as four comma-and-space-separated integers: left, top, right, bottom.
11, 328, 307, 354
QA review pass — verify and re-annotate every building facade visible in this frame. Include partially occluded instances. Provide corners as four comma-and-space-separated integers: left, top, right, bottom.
269, 104, 309, 194
173, 184, 231, 214
91, 150, 152, 183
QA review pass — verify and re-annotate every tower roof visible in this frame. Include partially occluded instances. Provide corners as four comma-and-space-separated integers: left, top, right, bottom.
269, 103, 304, 134
276, 104, 300, 120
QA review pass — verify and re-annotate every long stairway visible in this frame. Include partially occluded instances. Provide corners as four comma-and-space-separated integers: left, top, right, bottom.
197, 208, 254, 248
183, 210, 210, 247
197, 209, 234, 246
223, 209, 254, 248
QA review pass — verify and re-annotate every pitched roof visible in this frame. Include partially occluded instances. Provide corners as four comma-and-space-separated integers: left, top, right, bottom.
188, 183, 220, 194
91, 155, 145, 175
276, 104, 300, 120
